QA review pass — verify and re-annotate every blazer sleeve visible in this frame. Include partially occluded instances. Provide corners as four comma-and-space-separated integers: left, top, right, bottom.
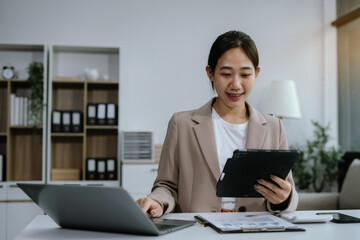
266, 118, 299, 213
147, 114, 179, 214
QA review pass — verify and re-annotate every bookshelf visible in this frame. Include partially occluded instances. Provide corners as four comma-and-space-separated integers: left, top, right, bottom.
47, 45, 120, 186
0, 43, 47, 189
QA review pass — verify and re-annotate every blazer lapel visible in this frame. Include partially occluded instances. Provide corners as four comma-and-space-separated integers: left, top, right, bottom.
192, 99, 221, 181
245, 102, 268, 149
190, 100, 268, 180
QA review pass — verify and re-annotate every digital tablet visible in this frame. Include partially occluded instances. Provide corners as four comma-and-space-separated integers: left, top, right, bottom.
216, 149, 299, 198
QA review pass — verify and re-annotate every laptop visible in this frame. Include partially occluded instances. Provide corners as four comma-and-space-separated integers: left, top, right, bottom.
17, 183, 195, 236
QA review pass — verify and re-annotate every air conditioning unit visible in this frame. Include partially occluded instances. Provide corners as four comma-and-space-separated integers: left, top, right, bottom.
121, 131, 153, 163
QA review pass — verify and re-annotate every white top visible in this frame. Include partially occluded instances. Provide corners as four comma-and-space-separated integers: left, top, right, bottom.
212, 108, 248, 210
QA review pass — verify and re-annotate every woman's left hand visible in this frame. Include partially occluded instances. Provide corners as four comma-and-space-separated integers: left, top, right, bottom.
254, 175, 292, 205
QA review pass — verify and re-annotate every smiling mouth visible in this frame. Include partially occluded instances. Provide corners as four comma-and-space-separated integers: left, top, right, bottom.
226, 92, 244, 98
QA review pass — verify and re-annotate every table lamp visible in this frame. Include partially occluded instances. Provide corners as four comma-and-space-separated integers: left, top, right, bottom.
261, 80, 301, 119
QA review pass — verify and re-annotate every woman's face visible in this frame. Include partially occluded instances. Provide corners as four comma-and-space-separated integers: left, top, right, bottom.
207, 47, 260, 111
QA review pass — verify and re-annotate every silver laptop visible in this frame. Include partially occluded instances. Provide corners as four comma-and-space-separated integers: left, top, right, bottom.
17, 183, 195, 236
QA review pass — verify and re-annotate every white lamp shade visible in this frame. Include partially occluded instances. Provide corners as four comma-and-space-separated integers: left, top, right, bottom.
262, 80, 301, 119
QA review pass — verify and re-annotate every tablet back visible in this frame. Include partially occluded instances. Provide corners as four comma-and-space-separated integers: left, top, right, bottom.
216, 149, 299, 198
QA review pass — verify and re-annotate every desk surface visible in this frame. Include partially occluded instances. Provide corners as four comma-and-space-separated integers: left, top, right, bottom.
16, 210, 360, 240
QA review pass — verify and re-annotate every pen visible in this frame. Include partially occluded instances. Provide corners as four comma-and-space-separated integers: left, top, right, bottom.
194, 215, 209, 227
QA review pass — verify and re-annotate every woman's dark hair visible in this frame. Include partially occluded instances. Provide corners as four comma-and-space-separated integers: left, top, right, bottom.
208, 30, 259, 89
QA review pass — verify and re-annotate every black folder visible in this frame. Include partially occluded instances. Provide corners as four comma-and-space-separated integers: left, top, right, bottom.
106, 158, 117, 180
0, 154, 5, 181
51, 110, 62, 132
71, 111, 83, 133
106, 103, 117, 125
61, 111, 71, 133
96, 159, 106, 180
97, 104, 106, 125
85, 158, 96, 180
87, 104, 97, 125
216, 149, 299, 198
194, 213, 304, 233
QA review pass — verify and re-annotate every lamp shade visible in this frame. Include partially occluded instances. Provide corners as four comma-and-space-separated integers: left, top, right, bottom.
262, 80, 301, 119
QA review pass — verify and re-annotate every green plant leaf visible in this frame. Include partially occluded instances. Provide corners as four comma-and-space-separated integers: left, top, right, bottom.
27, 61, 44, 128
291, 121, 345, 192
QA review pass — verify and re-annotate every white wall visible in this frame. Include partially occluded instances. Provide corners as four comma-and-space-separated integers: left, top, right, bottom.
0, 0, 337, 147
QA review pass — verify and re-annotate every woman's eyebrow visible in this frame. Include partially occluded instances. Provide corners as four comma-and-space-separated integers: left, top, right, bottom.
219, 66, 253, 70
219, 66, 233, 70
239, 66, 254, 70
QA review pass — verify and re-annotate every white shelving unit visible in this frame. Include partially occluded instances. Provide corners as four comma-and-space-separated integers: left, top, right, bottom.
47, 44, 121, 187
0, 43, 48, 240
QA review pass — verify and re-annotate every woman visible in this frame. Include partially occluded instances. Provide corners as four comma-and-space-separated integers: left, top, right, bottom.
137, 30, 298, 217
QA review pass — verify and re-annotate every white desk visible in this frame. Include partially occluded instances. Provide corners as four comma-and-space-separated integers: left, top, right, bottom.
16, 210, 360, 240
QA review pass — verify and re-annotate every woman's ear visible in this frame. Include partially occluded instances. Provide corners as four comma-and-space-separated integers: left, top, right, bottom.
206, 65, 214, 82
255, 66, 261, 78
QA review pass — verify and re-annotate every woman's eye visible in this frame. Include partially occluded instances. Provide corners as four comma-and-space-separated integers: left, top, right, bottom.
242, 74, 251, 77
221, 73, 231, 77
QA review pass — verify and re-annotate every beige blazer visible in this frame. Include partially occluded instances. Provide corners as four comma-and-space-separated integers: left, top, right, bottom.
148, 98, 298, 214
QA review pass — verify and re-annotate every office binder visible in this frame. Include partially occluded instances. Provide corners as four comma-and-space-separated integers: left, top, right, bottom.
87, 104, 97, 125
86, 158, 96, 180
62, 111, 71, 132
97, 103, 106, 125
106, 103, 117, 125
51, 110, 62, 132
194, 213, 304, 233
71, 111, 83, 133
0, 154, 5, 181
0, 154, 3, 181
96, 159, 106, 180
106, 158, 117, 180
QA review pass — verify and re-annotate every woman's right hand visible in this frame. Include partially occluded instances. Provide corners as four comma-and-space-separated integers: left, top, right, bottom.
136, 197, 163, 218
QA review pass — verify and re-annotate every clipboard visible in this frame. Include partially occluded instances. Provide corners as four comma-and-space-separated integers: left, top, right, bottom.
194, 212, 305, 233
216, 149, 299, 198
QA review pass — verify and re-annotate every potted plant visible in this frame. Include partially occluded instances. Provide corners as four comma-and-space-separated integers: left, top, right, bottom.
291, 121, 345, 192
27, 62, 44, 127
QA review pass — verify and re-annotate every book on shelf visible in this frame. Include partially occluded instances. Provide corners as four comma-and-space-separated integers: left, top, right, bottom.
28, 99, 33, 126
19, 96, 23, 125
23, 97, 28, 125
10, 94, 15, 125
14, 95, 19, 125
10, 94, 34, 126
